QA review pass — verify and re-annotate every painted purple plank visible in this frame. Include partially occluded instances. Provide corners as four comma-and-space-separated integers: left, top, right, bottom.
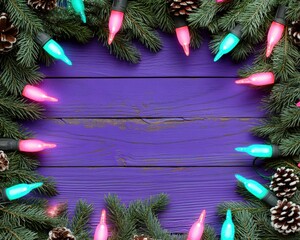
25, 118, 261, 167
39, 78, 266, 118
40, 166, 266, 233
40, 34, 252, 78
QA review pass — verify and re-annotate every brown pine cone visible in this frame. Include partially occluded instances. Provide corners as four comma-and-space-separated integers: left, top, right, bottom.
48, 227, 76, 240
167, 0, 198, 17
270, 199, 300, 235
0, 13, 18, 53
0, 151, 9, 172
288, 20, 300, 47
270, 167, 299, 199
133, 235, 154, 240
28, 0, 57, 11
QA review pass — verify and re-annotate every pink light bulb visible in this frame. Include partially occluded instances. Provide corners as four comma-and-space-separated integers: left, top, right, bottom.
94, 209, 108, 240
47, 204, 59, 217
266, 22, 285, 57
108, 10, 124, 45
216, 0, 230, 2
187, 210, 206, 240
19, 139, 56, 152
176, 26, 190, 56
22, 85, 58, 102
296, 101, 300, 107
235, 72, 275, 86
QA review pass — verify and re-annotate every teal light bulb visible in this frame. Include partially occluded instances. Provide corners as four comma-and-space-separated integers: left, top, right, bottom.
235, 174, 268, 199
214, 24, 242, 62
235, 144, 273, 158
221, 209, 235, 240
35, 32, 72, 66
5, 182, 43, 201
71, 0, 86, 23
44, 40, 72, 65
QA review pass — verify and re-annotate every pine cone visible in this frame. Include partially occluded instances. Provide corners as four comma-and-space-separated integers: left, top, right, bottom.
167, 0, 198, 17
270, 167, 299, 199
288, 20, 300, 47
0, 13, 18, 53
133, 235, 154, 240
28, 0, 57, 11
270, 199, 300, 235
0, 151, 9, 171
48, 227, 76, 240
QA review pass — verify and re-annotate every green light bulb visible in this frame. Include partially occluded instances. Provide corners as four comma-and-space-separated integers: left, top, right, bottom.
221, 209, 235, 240
235, 174, 278, 206
71, 0, 86, 23
235, 144, 278, 158
35, 32, 72, 66
4, 182, 43, 201
214, 25, 242, 62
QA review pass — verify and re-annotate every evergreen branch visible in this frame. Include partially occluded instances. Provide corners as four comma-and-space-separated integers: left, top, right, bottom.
4, 0, 43, 34
0, 224, 37, 240
202, 225, 218, 240
0, 115, 26, 139
71, 200, 93, 239
281, 107, 300, 128
234, 210, 261, 240
8, 152, 39, 171
280, 134, 300, 156
16, 32, 39, 67
146, 193, 169, 214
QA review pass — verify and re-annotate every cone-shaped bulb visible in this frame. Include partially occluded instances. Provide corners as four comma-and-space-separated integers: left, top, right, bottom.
108, 10, 124, 45
235, 72, 275, 86
4, 182, 43, 201
296, 101, 300, 107
94, 209, 108, 240
235, 144, 273, 158
71, 0, 86, 23
175, 26, 190, 56
214, 33, 240, 62
235, 174, 268, 200
19, 139, 56, 152
22, 85, 58, 102
43, 39, 72, 66
187, 210, 206, 240
221, 209, 235, 240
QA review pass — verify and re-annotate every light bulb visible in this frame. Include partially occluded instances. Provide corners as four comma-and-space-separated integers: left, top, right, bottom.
296, 101, 300, 107
266, 5, 286, 57
221, 210, 235, 240
108, 0, 128, 45
174, 16, 190, 56
2, 182, 43, 201
22, 85, 58, 102
216, 0, 230, 2
94, 209, 108, 240
235, 144, 280, 158
187, 210, 206, 240
235, 72, 275, 86
0, 138, 56, 152
214, 24, 242, 62
71, 0, 86, 23
35, 32, 72, 66
235, 174, 278, 206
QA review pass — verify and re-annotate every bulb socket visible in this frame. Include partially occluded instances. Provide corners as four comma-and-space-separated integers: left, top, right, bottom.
0, 139, 19, 151
174, 16, 187, 28
35, 32, 51, 47
274, 5, 286, 25
230, 24, 242, 38
262, 191, 278, 207
112, 0, 128, 12
1, 188, 9, 202
271, 145, 280, 158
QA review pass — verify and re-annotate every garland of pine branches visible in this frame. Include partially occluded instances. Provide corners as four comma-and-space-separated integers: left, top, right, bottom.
0, 0, 299, 239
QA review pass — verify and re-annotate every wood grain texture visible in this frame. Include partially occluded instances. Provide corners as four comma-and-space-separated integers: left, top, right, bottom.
25, 118, 261, 167
39, 78, 266, 118
40, 34, 252, 78
39, 166, 265, 233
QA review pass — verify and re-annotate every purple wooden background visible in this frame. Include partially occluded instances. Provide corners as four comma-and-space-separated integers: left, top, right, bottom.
26, 33, 267, 234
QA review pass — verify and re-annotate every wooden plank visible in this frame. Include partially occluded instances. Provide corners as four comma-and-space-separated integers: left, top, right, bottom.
40, 34, 252, 78
26, 118, 262, 167
40, 166, 264, 233
40, 78, 266, 118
